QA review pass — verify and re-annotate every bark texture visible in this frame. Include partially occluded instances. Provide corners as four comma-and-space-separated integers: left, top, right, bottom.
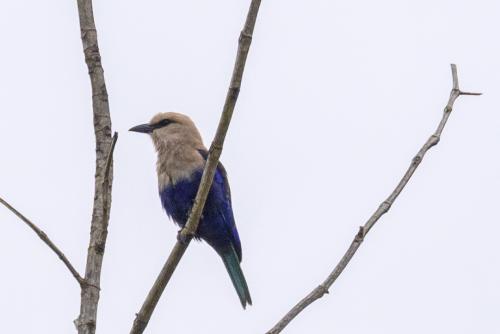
74, 1, 115, 333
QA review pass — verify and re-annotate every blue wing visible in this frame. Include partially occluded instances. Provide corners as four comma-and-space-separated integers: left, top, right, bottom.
198, 149, 242, 261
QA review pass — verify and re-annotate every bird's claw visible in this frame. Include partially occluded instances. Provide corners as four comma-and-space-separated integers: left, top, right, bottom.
177, 229, 193, 245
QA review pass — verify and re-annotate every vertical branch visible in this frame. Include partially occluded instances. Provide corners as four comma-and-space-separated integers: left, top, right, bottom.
129, 1, 262, 334
73, 1, 115, 333
265, 64, 481, 334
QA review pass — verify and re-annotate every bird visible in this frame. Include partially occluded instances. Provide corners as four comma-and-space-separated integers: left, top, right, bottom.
129, 112, 252, 308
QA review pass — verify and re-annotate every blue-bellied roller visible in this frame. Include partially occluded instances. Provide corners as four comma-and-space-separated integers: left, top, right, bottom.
130, 112, 252, 308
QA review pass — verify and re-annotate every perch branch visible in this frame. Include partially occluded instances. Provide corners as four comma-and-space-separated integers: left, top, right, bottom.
129, 1, 262, 333
265, 64, 481, 334
0, 197, 83, 285
73, 1, 115, 333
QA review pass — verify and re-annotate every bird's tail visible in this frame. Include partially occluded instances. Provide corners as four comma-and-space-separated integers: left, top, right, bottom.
220, 245, 252, 308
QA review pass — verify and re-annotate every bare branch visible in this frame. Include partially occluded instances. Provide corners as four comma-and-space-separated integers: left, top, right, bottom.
0, 197, 84, 285
459, 91, 482, 96
103, 132, 118, 183
73, 1, 115, 333
265, 64, 481, 334
101, 132, 118, 235
129, 1, 262, 333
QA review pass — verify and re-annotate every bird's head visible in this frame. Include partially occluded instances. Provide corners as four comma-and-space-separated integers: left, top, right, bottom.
129, 112, 204, 151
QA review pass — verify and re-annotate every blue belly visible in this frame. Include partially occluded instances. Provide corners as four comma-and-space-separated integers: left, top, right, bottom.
159, 168, 242, 260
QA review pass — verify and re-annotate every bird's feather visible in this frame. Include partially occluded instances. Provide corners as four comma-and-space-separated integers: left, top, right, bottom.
197, 149, 242, 260
220, 244, 252, 308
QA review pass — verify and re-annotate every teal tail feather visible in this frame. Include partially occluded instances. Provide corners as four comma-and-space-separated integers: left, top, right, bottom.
220, 246, 252, 308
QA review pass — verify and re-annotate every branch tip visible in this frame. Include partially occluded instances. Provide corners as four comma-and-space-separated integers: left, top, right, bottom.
451, 64, 459, 90
459, 91, 482, 96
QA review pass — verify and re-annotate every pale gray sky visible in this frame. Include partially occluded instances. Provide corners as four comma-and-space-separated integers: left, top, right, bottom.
1, 1, 499, 333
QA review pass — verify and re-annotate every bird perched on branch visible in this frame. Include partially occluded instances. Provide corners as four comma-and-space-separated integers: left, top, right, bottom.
129, 112, 252, 308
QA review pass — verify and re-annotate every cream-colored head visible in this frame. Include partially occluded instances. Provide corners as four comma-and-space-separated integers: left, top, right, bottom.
130, 112, 206, 187
147, 112, 204, 151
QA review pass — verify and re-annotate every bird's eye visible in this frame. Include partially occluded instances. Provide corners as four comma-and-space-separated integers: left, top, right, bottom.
154, 119, 173, 129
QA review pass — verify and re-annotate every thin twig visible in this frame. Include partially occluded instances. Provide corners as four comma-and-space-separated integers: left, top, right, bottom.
265, 64, 481, 334
74, 1, 115, 333
0, 197, 83, 285
103, 132, 118, 183
129, 1, 262, 333
100, 132, 118, 247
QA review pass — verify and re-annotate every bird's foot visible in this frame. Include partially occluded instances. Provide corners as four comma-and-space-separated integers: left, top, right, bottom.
177, 229, 194, 245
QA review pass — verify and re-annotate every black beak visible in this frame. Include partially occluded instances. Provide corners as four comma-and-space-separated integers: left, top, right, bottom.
129, 123, 154, 134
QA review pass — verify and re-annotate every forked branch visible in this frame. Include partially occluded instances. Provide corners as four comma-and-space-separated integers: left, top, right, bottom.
3, 0, 118, 328
74, 1, 116, 333
266, 64, 481, 334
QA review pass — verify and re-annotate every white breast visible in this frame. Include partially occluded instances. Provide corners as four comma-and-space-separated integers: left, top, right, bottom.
155, 140, 205, 190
